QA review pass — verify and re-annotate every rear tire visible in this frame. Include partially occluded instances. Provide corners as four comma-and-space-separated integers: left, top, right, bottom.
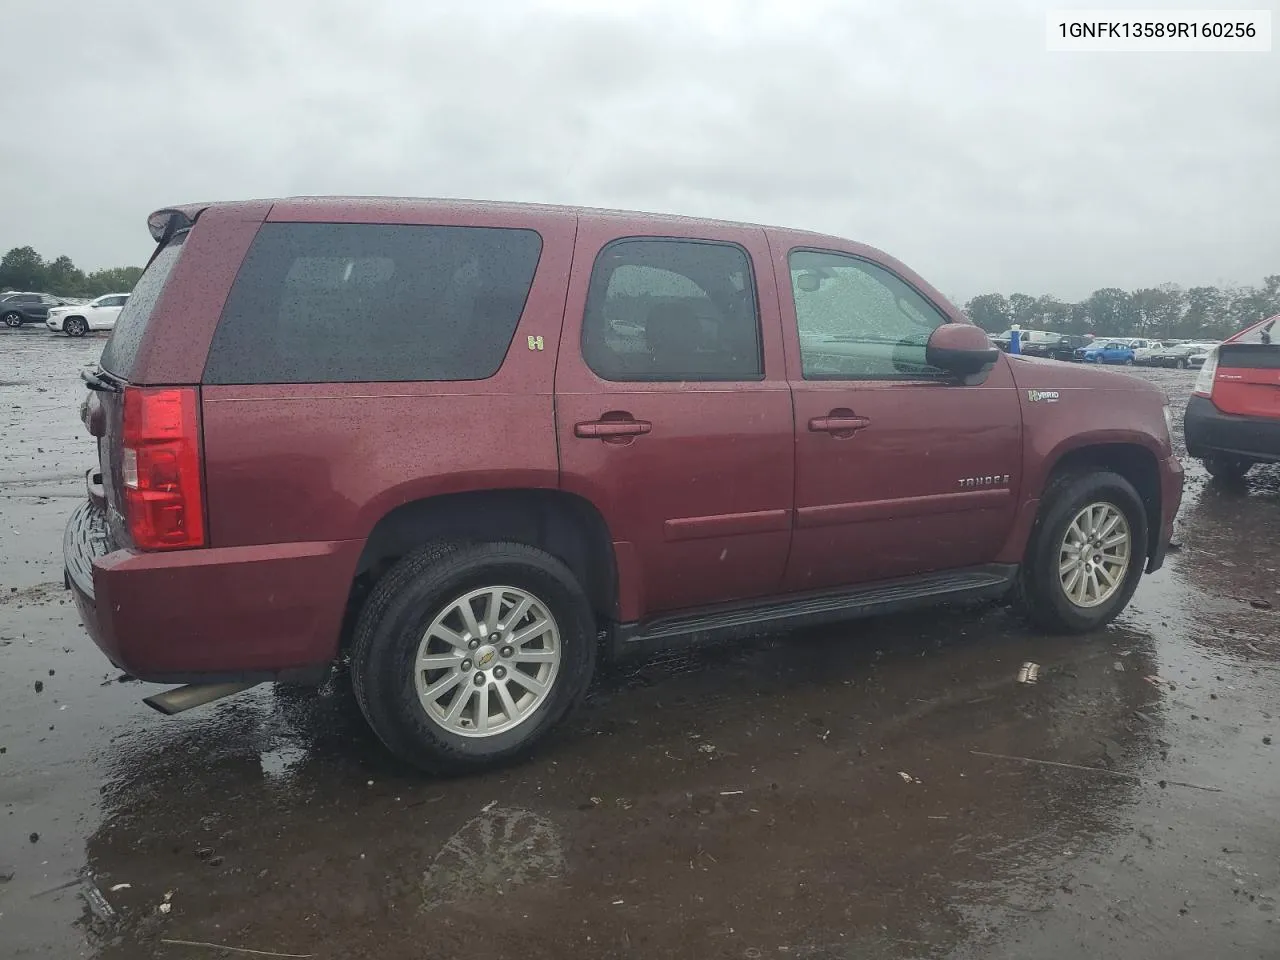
1177, 358, 1188, 369
1202, 455, 1252, 481
65, 317, 87, 337
1017, 470, 1147, 634
2, 312, 22, 328
350, 541, 596, 775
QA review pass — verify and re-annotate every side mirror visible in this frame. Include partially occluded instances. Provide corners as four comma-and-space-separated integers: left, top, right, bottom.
795, 271, 823, 293
926, 323, 1000, 383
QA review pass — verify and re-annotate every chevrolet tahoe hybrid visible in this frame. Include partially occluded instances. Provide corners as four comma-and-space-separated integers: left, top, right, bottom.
65, 198, 1184, 774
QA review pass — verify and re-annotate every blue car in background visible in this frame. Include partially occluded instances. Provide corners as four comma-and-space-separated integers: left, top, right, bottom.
1078, 339, 1137, 365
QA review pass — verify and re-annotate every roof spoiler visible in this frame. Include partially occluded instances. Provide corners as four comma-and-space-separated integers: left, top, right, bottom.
143, 207, 200, 268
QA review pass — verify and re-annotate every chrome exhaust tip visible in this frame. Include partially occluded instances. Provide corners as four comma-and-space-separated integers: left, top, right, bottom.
143, 681, 259, 715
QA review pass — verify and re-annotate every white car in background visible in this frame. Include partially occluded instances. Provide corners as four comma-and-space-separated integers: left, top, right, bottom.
45, 293, 130, 337
1185, 341, 1222, 368
1128, 338, 1162, 363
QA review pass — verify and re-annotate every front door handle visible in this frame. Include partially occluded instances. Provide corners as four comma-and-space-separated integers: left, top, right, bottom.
575, 418, 652, 440
809, 410, 871, 436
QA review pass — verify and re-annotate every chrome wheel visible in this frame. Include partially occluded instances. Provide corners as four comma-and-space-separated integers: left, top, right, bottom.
414, 585, 560, 738
3, 312, 22, 327
1058, 502, 1131, 608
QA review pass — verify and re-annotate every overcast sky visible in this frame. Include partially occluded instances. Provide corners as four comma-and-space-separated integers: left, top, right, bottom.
1, 0, 1276, 301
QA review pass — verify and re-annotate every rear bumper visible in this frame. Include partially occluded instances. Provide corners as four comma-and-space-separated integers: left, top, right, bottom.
1184, 395, 1280, 463
64, 500, 359, 683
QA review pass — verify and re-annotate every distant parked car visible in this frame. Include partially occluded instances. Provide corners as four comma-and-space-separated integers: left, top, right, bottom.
1131, 340, 1161, 364
993, 329, 1059, 354
1186, 342, 1221, 369
1137, 341, 1196, 368
46, 294, 130, 337
1079, 339, 1136, 365
1022, 333, 1092, 362
1185, 316, 1280, 480
1, 292, 68, 327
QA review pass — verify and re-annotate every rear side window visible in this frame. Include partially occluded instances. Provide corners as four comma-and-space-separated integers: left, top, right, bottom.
582, 239, 762, 381
101, 232, 188, 378
203, 223, 542, 384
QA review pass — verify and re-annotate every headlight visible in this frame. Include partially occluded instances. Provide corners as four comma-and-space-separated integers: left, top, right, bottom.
1162, 404, 1174, 438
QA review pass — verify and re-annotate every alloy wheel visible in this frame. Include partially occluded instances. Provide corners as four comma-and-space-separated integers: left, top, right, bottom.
414, 585, 561, 737
1058, 502, 1131, 608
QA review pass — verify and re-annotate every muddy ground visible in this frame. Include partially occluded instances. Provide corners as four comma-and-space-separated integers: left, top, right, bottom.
1, 326, 1276, 960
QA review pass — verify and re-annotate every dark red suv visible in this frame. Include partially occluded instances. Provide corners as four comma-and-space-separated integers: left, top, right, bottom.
66, 198, 1183, 773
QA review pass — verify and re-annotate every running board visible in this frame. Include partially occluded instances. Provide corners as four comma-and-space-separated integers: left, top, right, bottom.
611, 565, 1017, 658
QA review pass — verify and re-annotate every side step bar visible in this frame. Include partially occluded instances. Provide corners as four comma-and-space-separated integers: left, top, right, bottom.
612, 564, 1018, 658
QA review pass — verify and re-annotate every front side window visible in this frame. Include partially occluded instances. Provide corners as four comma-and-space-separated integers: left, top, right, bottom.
789, 250, 948, 380
582, 239, 762, 382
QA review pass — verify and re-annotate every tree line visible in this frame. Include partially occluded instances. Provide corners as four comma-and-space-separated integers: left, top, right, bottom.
0, 246, 143, 300
965, 276, 1280, 341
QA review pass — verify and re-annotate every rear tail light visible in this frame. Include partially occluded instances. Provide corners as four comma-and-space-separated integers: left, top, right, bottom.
121, 387, 206, 550
1191, 348, 1218, 398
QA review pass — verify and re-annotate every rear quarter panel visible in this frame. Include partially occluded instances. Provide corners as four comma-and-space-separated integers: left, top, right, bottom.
199, 206, 577, 549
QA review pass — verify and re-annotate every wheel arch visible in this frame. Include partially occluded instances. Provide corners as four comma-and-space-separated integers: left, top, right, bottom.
1041, 442, 1162, 566
345, 488, 618, 648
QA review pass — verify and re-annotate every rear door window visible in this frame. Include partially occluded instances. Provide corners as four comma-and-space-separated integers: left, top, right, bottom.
100, 232, 188, 379
581, 239, 762, 381
203, 223, 542, 384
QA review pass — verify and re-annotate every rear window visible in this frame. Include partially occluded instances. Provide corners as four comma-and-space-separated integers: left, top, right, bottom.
100, 232, 188, 378
1234, 318, 1277, 346
203, 223, 542, 385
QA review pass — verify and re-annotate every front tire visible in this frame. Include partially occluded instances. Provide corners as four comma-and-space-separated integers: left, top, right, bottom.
64, 317, 87, 337
350, 541, 596, 775
1018, 471, 1147, 634
2, 312, 22, 328
1202, 455, 1252, 481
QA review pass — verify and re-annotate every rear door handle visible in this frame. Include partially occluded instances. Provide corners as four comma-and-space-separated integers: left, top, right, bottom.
809, 412, 871, 435
575, 419, 652, 439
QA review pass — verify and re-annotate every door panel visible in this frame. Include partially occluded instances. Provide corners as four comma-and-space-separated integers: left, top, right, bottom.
769, 231, 1023, 592
555, 218, 793, 622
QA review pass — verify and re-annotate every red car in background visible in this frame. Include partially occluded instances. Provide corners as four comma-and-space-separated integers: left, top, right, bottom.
1184, 314, 1280, 480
